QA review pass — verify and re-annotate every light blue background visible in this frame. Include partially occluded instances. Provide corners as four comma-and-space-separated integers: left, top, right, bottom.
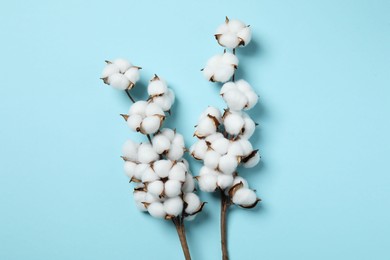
1, 0, 389, 259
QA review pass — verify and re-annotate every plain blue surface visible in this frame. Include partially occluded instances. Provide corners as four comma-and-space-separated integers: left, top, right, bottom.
1, 0, 390, 259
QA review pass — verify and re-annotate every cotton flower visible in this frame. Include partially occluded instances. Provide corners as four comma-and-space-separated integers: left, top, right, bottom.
194, 108, 221, 138
122, 139, 139, 162
153, 129, 185, 160
215, 17, 252, 49
148, 202, 166, 218
202, 53, 238, 83
223, 110, 245, 136
101, 58, 141, 90
151, 88, 175, 112
137, 143, 159, 164
197, 166, 218, 192
183, 193, 204, 215
220, 80, 258, 111
232, 188, 260, 208
123, 101, 165, 134
242, 150, 260, 168
164, 197, 184, 217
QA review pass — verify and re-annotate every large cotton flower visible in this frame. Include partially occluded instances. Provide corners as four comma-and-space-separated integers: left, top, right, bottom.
147, 75, 176, 112
215, 17, 252, 49
194, 107, 222, 138
202, 53, 238, 83
220, 80, 258, 111
229, 178, 260, 208
123, 101, 165, 134
101, 58, 141, 90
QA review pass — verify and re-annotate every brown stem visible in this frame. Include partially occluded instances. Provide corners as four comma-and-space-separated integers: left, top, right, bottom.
232, 48, 236, 82
146, 134, 152, 144
125, 89, 135, 103
172, 217, 192, 260
221, 189, 230, 260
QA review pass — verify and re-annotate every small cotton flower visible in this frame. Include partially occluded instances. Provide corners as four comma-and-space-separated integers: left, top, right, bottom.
242, 150, 260, 168
164, 180, 182, 197
204, 150, 221, 170
166, 144, 185, 161
148, 75, 168, 97
218, 154, 238, 174
198, 106, 222, 123
195, 115, 219, 138
164, 196, 184, 216
148, 202, 166, 218
202, 53, 238, 83
220, 80, 258, 111
190, 139, 209, 160
152, 133, 171, 154
141, 166, 159, 182
169, 163, 187, 182
147, 180, 164, 197
153, 159, 173, 178
232, 188, 259, 208
223, 110, 245, 135
137, 143, 159, 164
125, 101, 165, 134
217, 173, 234, 189
198, 174, 218, 192
155, 129, 185, 160
151, 88, 175, 112
210, 136, 230, 155
215, 17, 252, 48
101, 58, 141, 90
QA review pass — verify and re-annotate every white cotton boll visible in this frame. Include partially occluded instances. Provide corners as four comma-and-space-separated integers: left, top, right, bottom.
129, 101, 148, 116
134, 163, 149, 180
218, 154, 238, 174
195, 117, 217, 138
228, 19, 246, 33
198, 174, 218, 192
241, 116, 256, 139
164, 197, 183, 216
199, 166, 218, 177
182, 173, 195, 193
232, 188, 258, 207
191, 140, 208, 160
224, 112, 245, 135
211, 137, 230, 155
236, 80, 258, 109
108, 73, 130, 90
124, 67, 140, 84
141, 116, 161, 134
160, 128, 175, 141
217, 174, 234, 190
127, 114, 142, 132
245, 91, 258, 109
145, 103, 165, 117
153, 160, 173, 178
220, 82, 237, 95
204, 150, 221, 169
148, 79, 168, 96
219, 33, 240, 49
243, 152, 260, 168
232, 176, 248, 188
164, 180, 182, 197
122, 139, 139, 162
102, 63, 119, 78
172, 134, 185, 148
167, 144, 184, 161
169, 164, 186, 182
228, 141, 245, 157
152, 134, 171, 154
147, 180, 164, 197
205, 132, 224, 143
237, 26, 252, 46
148, 202, 166, 218
124, 161, 137, 178
223, 88, 248, 111
213, 66, 235, 83
133, 190, 147, 211
216, 23, 229, 34
200, 106, 222, 122
113, 58, 131, 73
152, 95, 173, 112
184, 193, 201, 214
238, 139, 253, 156
137, 143, 159, 164
221, 52, 239, 66
141, 166, 159, 182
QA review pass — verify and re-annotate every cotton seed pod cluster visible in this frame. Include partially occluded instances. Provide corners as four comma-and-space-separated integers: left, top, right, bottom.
193, 17, 260, 209
121, 76, 175, 134
215, 17, 252, 49
123, 135, 204, 220
101, 58, 141, 90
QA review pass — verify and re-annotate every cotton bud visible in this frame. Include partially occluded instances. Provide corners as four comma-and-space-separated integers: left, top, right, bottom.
210, 136, 230, 155
124, 161, 137, 179
215, 17, 252, 48
148, 202, 166, 218
242, 150, 260, 168
202, 53, 238, 83
148, 75, 168, 97
220, 80, 258, 111
164, 180, 182, 197
217, 173, 234, 189
137, 143, 159, 164
125, 101, 165, 134
147, 180, 164, 197
101, 59, 140, 90
153, 159, 173, 178
232, 188, 260, 208
183, 193, 202, 215
223, 110, 245, 135
122, 139, 139, 162
164, 197, 184, 217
